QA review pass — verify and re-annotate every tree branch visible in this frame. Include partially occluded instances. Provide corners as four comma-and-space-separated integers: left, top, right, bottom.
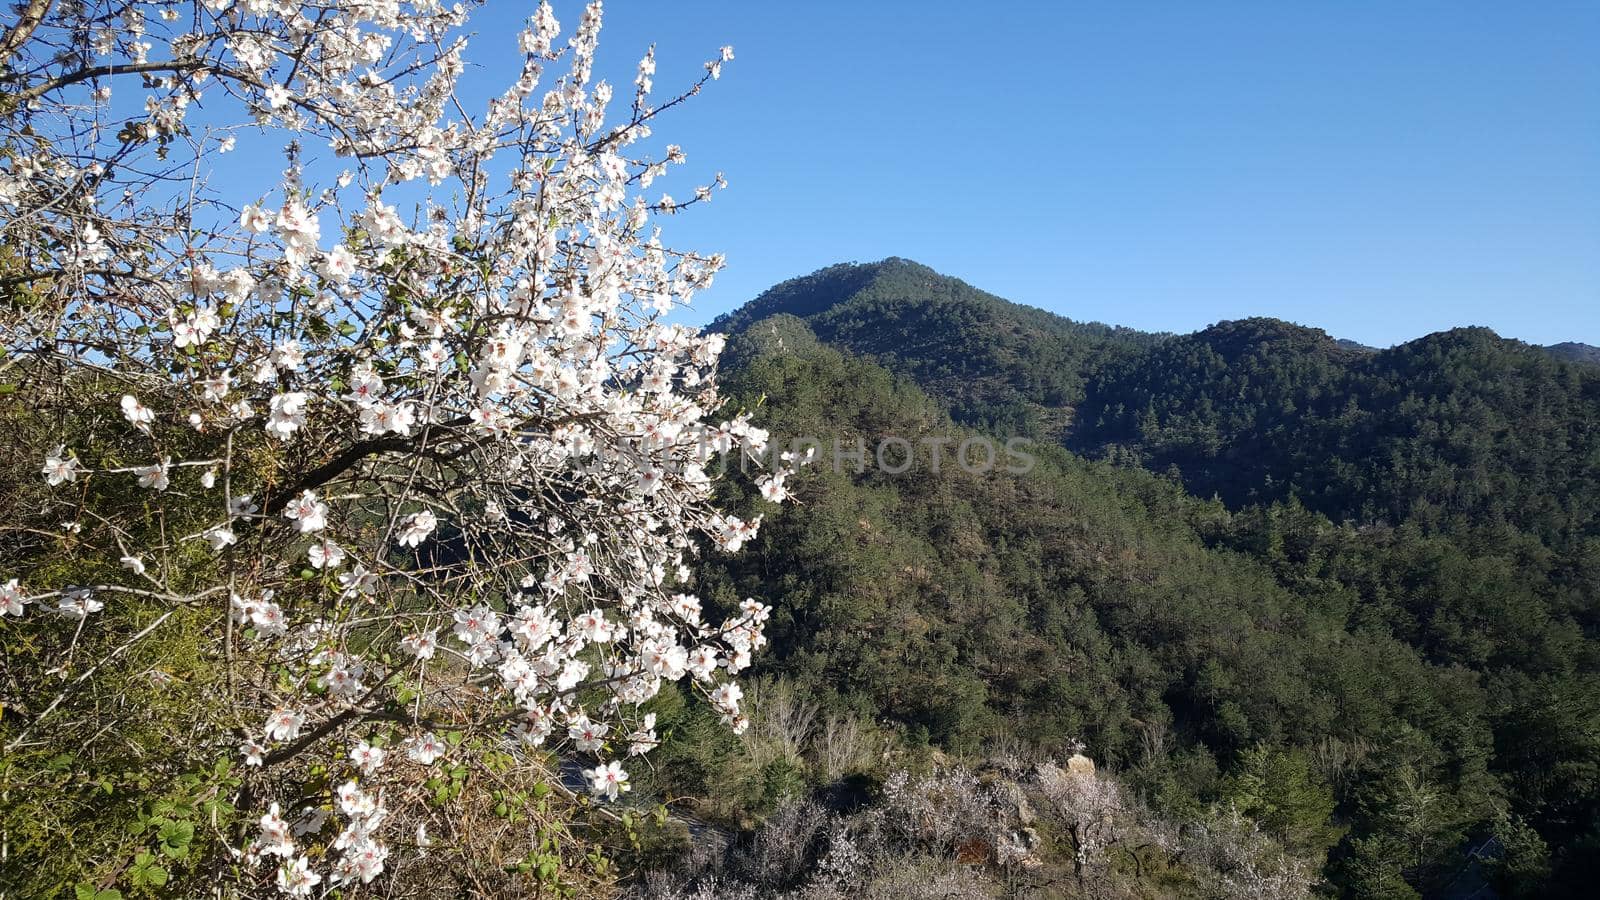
12, 59, 208, 102
0, 0, 52, 70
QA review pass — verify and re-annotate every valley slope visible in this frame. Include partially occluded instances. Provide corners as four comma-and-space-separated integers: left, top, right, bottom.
682, 259, 1600, 898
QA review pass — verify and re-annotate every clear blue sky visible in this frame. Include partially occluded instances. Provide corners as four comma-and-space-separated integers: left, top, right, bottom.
484, 3, 1599, 346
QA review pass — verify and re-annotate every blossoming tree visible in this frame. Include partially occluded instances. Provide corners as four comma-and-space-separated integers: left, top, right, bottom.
0, 1, 801, 893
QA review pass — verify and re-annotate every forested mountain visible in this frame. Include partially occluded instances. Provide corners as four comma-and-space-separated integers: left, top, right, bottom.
1077, 321, 1600, 540
715, 259, 1600, 543
1543, 342, 1600, 366
678, 261, 1600, 898
712, 258, 1164, 439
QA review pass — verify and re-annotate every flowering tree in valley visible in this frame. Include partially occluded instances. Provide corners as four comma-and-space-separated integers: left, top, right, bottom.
0, 1, 801, 894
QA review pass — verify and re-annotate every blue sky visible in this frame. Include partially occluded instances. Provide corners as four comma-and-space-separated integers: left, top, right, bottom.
474, 3, 1597, 346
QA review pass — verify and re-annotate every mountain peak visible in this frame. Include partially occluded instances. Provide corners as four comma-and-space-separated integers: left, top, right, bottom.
713, 258, 1159, 348
713, 260, 1167, 439
1543, 341, 1600, 365
1190, 317, 1345, 361
709, 258, 935, 334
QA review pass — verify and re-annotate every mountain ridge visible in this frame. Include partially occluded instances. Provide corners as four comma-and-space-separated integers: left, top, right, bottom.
716, 259, 1600, 537
715, 256, 1594, 371
690, 296, 1600, 898
1544, 341, 1600, 365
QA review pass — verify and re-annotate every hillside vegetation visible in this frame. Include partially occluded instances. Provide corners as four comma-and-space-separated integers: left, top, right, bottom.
660, 261, 1600, 898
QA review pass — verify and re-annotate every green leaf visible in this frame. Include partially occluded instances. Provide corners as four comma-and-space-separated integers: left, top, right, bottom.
159, 819, 194, 848
130, 851, 169, 888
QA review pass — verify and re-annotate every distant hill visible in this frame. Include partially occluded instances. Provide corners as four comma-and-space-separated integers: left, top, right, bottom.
1544, 341, 1600, 365
1335, 337, 1380, 353
701, 295, 1600, 898
1076, 322, 1600, 538
718, 259, 1600, 542
713, 258, 1166, 437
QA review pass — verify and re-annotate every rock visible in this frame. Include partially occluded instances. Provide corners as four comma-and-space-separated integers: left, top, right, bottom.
1066, 753, 1096, 777
1016, 795, 1037, 826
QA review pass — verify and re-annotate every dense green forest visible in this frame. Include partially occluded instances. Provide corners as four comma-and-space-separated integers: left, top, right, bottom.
714, 259, 1164, 440
670, 260, 1600, 898
714, 259, 1600, 540
1076, 320, 1600, 539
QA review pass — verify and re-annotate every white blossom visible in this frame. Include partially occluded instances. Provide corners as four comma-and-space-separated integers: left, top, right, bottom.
284, 491, 328, 533
0, 579, 28, 617
395, 509, 437, 547
41, 449, 78, 485
134, 459, 171, 491
349, 740, 386, 775
276, 855, 321, 897
204, 526, 238, 552
585, 760, 630, 800
400, 630, 437, 660
264, 709, 305, 742
0, 1, 796, 886
120, 394, 154, 429
406, 732, 446, 766
54, 589, 102, 619
307, 539, 345, 570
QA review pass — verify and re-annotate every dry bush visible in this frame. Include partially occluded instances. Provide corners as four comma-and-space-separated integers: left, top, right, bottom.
732, 798, 833, 890
815, 712, 883, 782
1191, 806, 1318, 900
853, 856, 995, 900
630, 757, 1318, 900
1031, 761, 1129, 880
740, 678, 819, 772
